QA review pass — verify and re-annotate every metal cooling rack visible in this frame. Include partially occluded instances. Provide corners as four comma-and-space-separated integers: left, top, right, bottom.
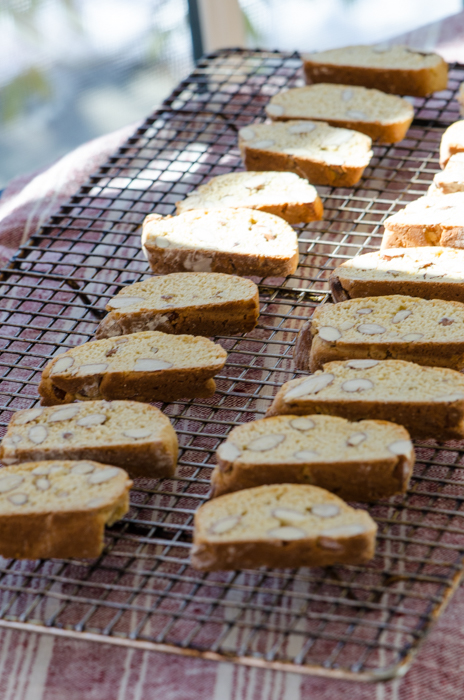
0, 49, 464, 682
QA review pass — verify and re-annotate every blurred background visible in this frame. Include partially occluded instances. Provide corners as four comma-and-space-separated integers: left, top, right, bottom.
0, 0, 461, 187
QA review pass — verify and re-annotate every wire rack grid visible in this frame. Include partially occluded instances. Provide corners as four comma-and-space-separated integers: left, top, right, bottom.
0, 49, 464, 683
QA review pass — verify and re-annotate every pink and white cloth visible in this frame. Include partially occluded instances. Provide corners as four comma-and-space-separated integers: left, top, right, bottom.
2, 12, 464, 700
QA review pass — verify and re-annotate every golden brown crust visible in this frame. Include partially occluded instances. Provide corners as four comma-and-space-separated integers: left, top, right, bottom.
303, 60, 448, 97
240, 144, 367, 187
191, 532, 375, 571
329, 272, 464, 304
96, 297, 260, 339
211, 447, 411, 502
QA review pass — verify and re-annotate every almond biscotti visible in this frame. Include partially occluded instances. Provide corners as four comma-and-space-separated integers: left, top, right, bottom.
176, 172, 324, 224
431, 153, 464, 195
265, 84, 414, 143
141, 209, 299, 278
190, 483, 377, 571
38, 331, 227, 405
381, 193, 464, 250
330, 247, 464, 303
0, 401, 178, 479
95, 273, 259, 340
440, 120, 464, 167
0, 460, 131, 559
302, 45, 448, 97
211, 414, 414, 501
267, 359, 464, 440
238, 120, 372, 187
294, 295, 464, 372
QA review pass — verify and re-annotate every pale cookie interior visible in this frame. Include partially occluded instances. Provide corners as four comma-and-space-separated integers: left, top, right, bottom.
336, 247, 464, 283
2, 400, 173, 454
105, 273, 258, 314
384, 192, 464, 229
238, 120, 372, 167
196, 484, 375, 542
266, 84, 413, 125
302, 45, 442, 70
282, 359, 464, 404
177, 171, 318, 211
142, 208, 297, 256
0, 461, 130, 515
313, 295, 464, 343
48, 330, 226, 378
218, 414, 412, 465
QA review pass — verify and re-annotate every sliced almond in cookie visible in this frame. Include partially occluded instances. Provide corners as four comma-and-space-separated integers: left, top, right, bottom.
272, 507, 307, 523
267, 526, 306, 540
247, 435, 285, 452
290, 417, 315, 431
433, 393, 464, 402
133, 358, 173, 371
35, 477, 50, 491
14, 408, 43, 425
239, 127, 255, 141
122, 429, 152, 439
312, 503, 340, 518
294, 449, 319, 460
392, 309, 412, 323
88, 467, 120, 484
357, 323, 386, 335
217, 443, 242, 462
341, 378, 373, 392
320, 523, 366, 538
77, 414, 107, 427
209, 515, 241, 534
356, 308, 373, 315
0, 474, 23, 493
9, 493, 28, 505
28, 425, 48, 444
319, 326, 341, 342
285, 374, 334, 400
388, 440, 414, 456
346, 359, 379, 369
347, 432, 367, 446
107, 296, 145, 309
48, 406, 80, 422
50, 357, 74, 374
402, 333, 423, 342
266, 104, 285, 116
79, 363, 108, 375
71, 462, 95, 475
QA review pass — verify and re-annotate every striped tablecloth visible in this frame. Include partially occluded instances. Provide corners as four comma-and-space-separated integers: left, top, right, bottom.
1, 11, 464, 700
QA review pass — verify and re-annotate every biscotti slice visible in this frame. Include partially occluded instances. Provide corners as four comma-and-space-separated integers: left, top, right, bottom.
211, 414, 413, 501
440, 120, 464, 167
330, 247, 464, 303
0, 401, 178, 479
191, 483, 377, 571
95, 273, 259, 340
294, 294, 464, 372
430, 153, 464, 195
141, 209, 299, 278
381, 192, 464, 250
0, 460, 131, 559
302, 45, 448, 97
265, 84, 414, 143
239, 120, 372, 187
38, 331, 227, 406
267, 359, 464, 440
176, 171, 324, 224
